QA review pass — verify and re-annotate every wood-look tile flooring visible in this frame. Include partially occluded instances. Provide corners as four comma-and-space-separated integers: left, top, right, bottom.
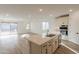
0, 34, 78, 54
61, 40, 79, 53
55, 45, 75, 54
0, 34, 30, 54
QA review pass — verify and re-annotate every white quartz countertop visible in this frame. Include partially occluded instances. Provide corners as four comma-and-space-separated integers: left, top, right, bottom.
25, 34, 57, 45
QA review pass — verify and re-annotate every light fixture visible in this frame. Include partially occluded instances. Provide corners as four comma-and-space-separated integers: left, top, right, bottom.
6, 14, 9, 16
39, 8, 43, 12
49, 14, 53, 16
69, 9, 73, 12
26, 24, 30, 30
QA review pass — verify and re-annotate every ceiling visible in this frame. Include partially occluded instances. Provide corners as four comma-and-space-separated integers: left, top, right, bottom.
0, 4, 79, 20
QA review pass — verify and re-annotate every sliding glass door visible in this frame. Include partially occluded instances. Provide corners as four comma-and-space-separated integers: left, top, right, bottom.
0, 23, 10, 32
0, 23, 17, 34
10, 23, 17, 32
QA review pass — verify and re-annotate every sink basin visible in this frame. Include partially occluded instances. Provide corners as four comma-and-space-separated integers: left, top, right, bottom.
46, 34, 55, 37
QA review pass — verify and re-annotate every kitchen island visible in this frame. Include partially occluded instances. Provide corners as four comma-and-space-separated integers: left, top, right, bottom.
26, 34, 60, 54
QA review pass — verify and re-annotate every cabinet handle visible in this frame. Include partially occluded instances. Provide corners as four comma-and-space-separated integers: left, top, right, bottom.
49, 44, 51, 46
48, 42, 51, 43
43, 45, 46, 47
46, 49, 47, 54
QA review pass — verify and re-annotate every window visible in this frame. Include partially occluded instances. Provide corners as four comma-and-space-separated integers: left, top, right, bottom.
0, 23, 10, 32
0, 23, 17, 33
42, 22, 49, 35
10, 23, 17, 32
42, 22, 49, 31
26, 24, 30, 30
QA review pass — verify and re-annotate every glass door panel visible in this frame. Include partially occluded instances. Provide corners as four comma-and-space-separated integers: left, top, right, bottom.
10, 23, 17, 32
0, 23, 10, 32
0, 23, 17, 35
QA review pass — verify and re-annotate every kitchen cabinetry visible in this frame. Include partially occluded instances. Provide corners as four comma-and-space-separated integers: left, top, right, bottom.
41, 43, 47, 53
47, 40, 52, 53
52, 36, 58, 53
28, 35, 59, 54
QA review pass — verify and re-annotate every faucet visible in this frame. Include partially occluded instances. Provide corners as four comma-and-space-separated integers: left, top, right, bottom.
46, 29, 49, 35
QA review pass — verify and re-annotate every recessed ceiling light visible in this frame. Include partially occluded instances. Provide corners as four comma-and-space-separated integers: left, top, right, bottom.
49, 14, 53, 16
6, 14, 9, 16
69, 9, 73, 12
39, 9, 43, 12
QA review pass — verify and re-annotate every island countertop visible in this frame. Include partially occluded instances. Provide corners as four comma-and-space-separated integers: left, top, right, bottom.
26, 34, 57, 45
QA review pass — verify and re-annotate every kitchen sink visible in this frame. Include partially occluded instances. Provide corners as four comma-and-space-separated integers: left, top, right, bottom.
46, 34, 55, 37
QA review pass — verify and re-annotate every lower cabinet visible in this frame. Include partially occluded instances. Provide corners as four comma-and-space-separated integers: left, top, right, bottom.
41, 41, 52, 54
52, 39, 56, 53
29, 36, 59, 54
30, 42, 41, 54
47, 40, 52, 54
52, 36, 59, 53
41, 43, 47, 54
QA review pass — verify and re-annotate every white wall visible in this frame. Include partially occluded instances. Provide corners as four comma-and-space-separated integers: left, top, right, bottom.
0, 15, 69, 36
68, 11, 79, 45
0, 17, 55, 35
17, 19, 31, 34
0, 17, 68, 36
31, 18, 55, 35
0, 18, 30, 34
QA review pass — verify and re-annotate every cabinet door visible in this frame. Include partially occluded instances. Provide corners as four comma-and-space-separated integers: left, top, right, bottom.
47, 40, 52, 54
55, 37, 58, 49
52, 39, 56, 53
30, 42, 41, 54
41, 43, 47, 54
52, 37, 58, 53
